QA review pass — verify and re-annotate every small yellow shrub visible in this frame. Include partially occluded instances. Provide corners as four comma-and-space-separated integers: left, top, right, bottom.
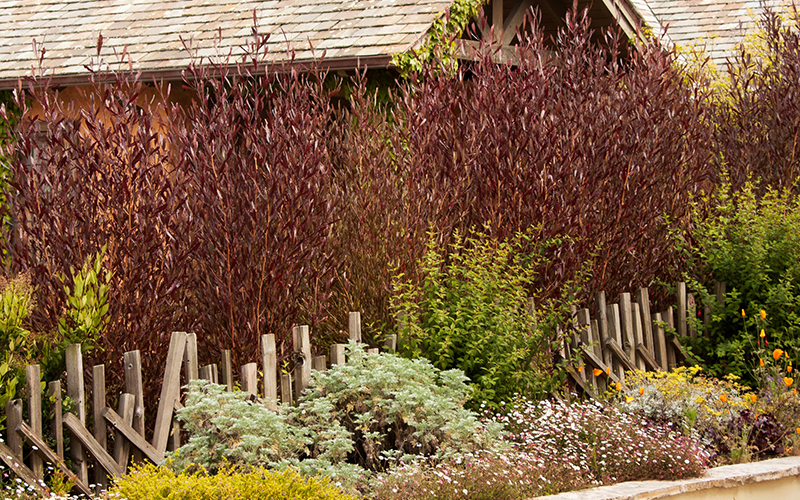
108, 464, 356, 500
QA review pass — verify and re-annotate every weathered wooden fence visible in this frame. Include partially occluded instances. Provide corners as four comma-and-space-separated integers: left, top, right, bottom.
1, 282, 700, 495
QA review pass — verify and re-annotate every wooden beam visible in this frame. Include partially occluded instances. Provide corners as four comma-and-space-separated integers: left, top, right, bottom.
492, 0, 504, 43
502, 0, 534, 44
63, 413, 124, 478
604, 337, 637, 373
16, 421, 92, 497
0, 442, 47, 494
636, 344, 660, 372
152, 331, 187, 454
103, 407, 164, 464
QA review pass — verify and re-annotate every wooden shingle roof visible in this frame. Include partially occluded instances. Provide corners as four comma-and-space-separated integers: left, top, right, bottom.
0, 0, 453, 88
644, 0, 790, 68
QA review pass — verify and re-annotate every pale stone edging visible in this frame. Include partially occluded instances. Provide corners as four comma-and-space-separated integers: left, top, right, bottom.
528, 455, 800, 500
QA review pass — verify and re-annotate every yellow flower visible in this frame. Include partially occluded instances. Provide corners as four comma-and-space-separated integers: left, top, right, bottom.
760, 358, 765, 367
742, 309, 746, 317
719, 394, 728, 403
784, 377, 794, 387
593, 368, 603, 377
760, 329, 766, 338
761, 310, 766, 320
774, 349, 785, 360
639, 387, 645, 396
626, 396, 634, 403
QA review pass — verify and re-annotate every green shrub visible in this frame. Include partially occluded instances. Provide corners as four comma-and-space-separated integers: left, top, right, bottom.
392, 228, 572, 407
684, 182, 800, 384
170, 345, 503, 489
0, 272, 35, 428
110, 463, 355, 500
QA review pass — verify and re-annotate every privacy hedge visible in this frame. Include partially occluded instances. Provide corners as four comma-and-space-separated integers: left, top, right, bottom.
0, 6, 797, 418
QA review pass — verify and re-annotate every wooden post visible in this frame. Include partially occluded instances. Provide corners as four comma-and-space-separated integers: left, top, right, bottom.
169, 416, 181, 452
636, 287, 655, 356
112, 393, 135, 469
280, 373, 293, 404
240, 363, 258, 396
596, 291, 608, 349
198, 365, 212, 382
618, 293, 635, 362
152, 331, 187, 454
631, 302, 645, 370
607, 304, 623, 381
383, 334, 397, 353
687, 293, 697, 337
348, 312, 361, 342
124, 350, 145, 464
312, 356, 326, 372
47, 381, 64, 458
367, 347, 380, 355
210, 364, 219, 384
293, 326, 311, 397
492, 0, 503, 42
261, 334, 278, 411
26, 365, 43, 479
676, 282, 687, 339
220, 350, 233, 392
5, 399, 22, 456
92, 364, 107, 489
576, 309, 595, 391
653, 312, 668, 371
66, 344, 88, 484
663, 307, 677, 370
330, 344, 345, 366
184, 333, 199, 383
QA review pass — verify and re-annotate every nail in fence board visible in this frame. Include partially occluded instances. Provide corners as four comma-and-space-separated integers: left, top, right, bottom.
349, 312, 362, 342
26, 365, 43, 479
152, 331, 187, 454
261, 334, 278, 411
47, 381, 64, 458
330, 344, 345, 366
66, 344, 88, 483
220, 350, 233, 392
63, 413, 124, 478
112, 393, 135, 469
293, 326, 311, 397
677, 282, 687, 339
123, 350, 145, 464
103, 407, 164, 464
280, 373, 293, 404
16, 420, 92, 496
240, 363, 258, 396
184, 333, 199, 383
92, 364, 107, 489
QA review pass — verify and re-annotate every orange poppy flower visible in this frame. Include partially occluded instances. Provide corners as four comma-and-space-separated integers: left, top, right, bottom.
616, 382, 621, 391
784, 377, 794, 387
719, 394, 728, 403
750, 394, 758, 404
761, 310, 766, 320
742, 309, 746, 317
593, 368, 603, 377
789, 365, 793, 373
760, 329, 766, 338
578, 365, 584, 372
639, 387, 645, 395
760, 358, 765, 367
606, 366, 611, 376
774, 349, 785, 360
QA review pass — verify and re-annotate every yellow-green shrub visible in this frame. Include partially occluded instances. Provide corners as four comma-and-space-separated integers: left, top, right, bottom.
109, 464, 355, 500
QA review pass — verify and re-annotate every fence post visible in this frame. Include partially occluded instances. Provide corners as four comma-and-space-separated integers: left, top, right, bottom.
280, 373, 293, 404
26, 365, 43, 479
47, 381, 64, 458
220, 350, 233, 392
92, 364, 107, 489
66, 344, 88, 484
240, 363, 258, 396
124, 350, 145, 464
112, 393, 135, 469
185, 333, 199, 383
5, 399, 22, 456
330, 344, 345, 366
676, 282, 687, 339
348, 312, 361, 342
261, 334, 278, 411
293, 326, 311, 398
152, 332, 187, 454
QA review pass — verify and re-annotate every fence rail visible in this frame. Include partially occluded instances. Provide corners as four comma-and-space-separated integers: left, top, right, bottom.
2, 283, 700, 494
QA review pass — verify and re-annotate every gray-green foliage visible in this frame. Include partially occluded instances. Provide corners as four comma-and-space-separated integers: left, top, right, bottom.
169, 345, 503, 485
